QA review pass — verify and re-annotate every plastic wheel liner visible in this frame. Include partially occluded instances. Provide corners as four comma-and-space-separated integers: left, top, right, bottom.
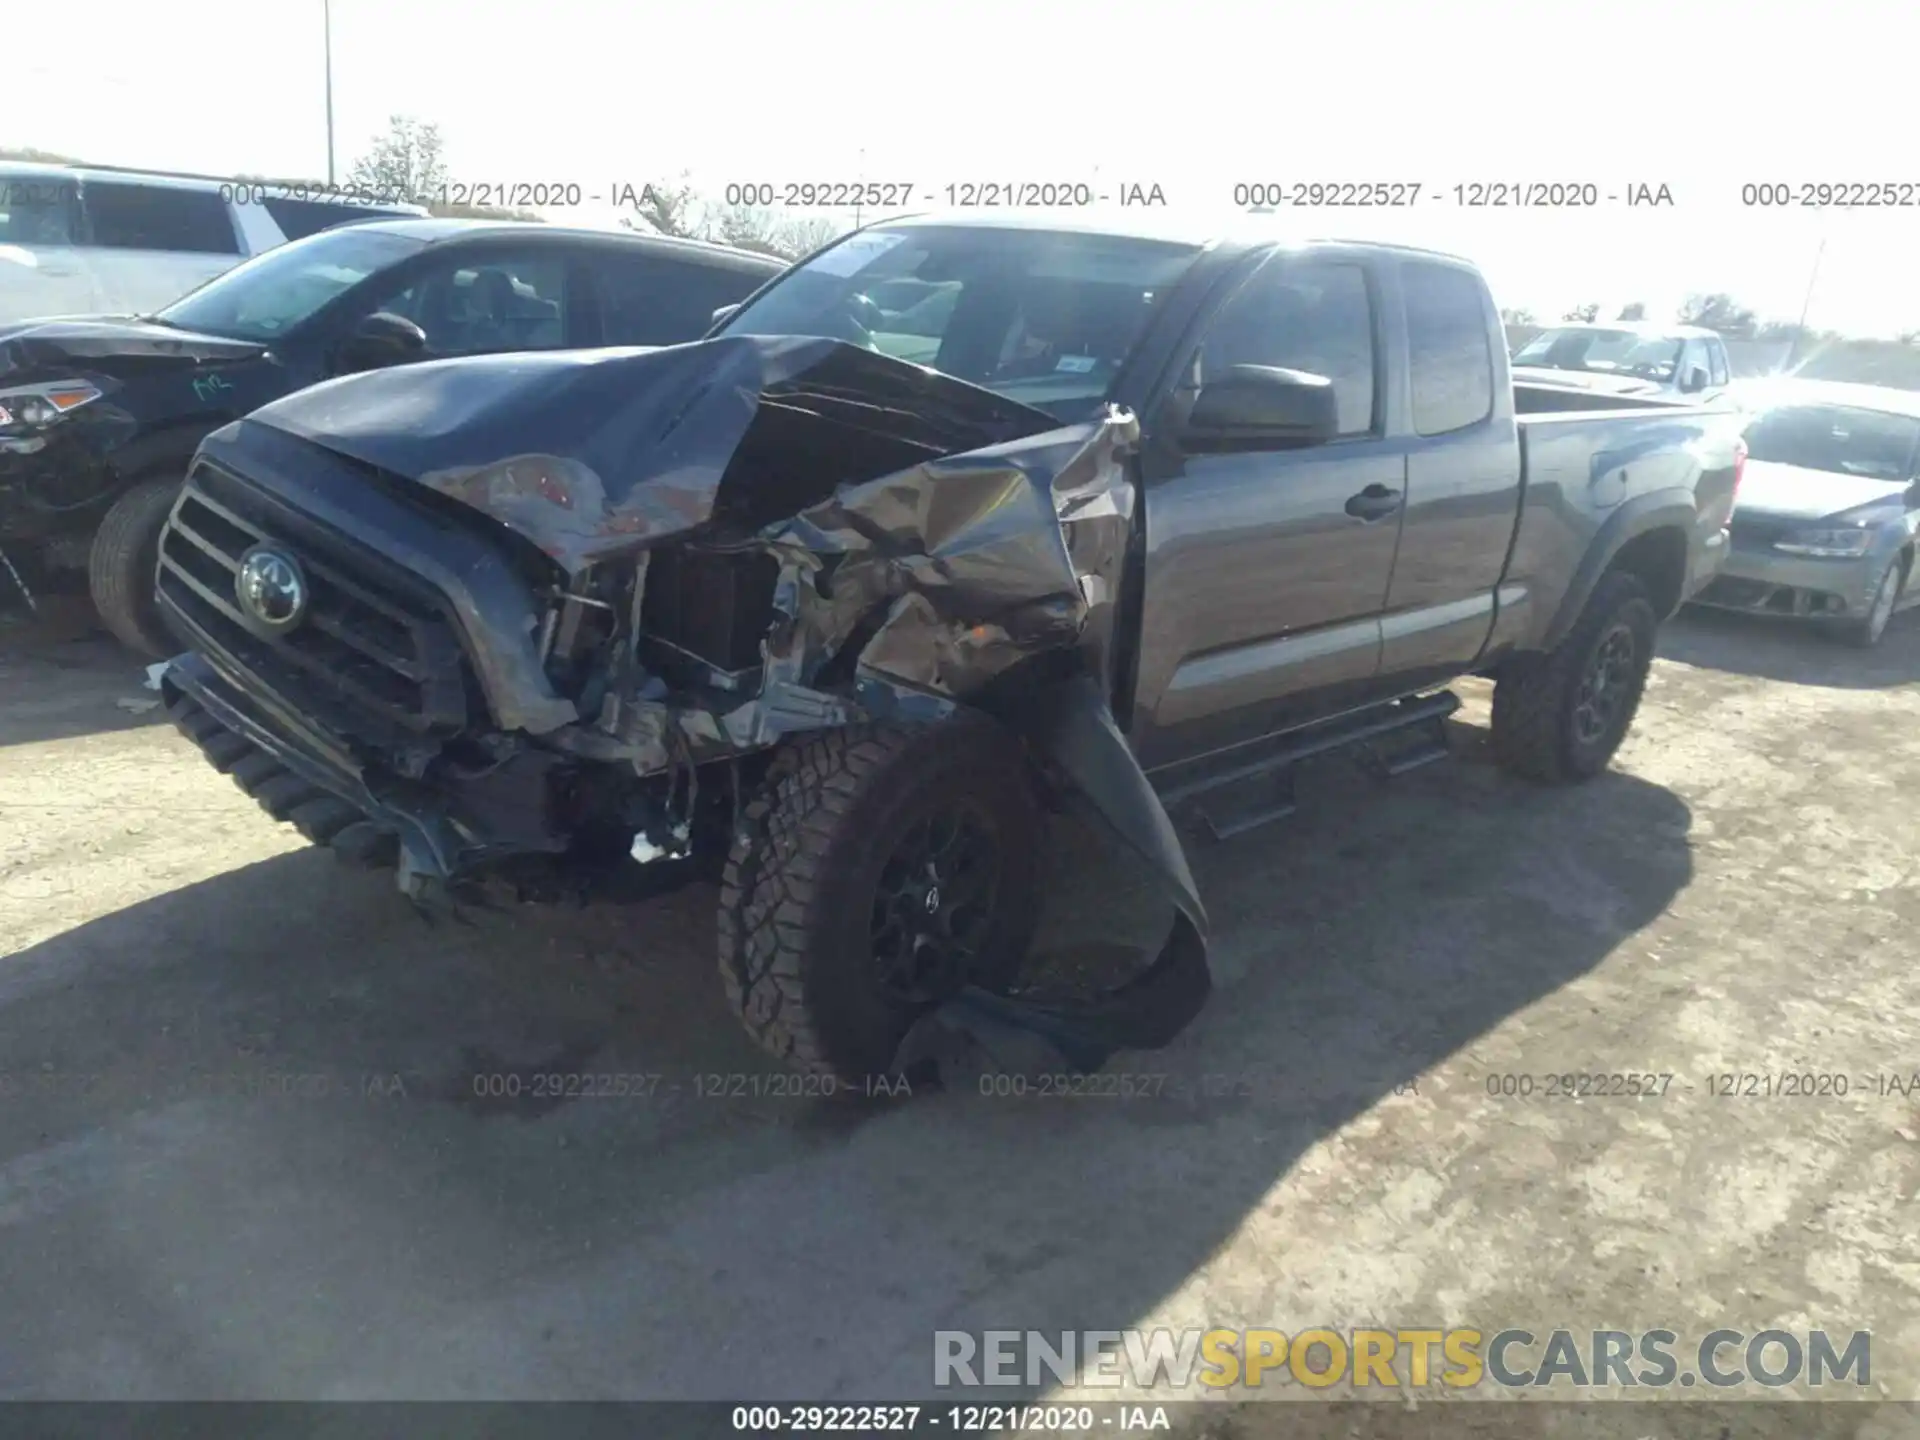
238, 334, 1213, 1080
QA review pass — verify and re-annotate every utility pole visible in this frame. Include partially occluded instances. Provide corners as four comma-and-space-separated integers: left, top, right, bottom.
324, 0, 337, 185
1786, 237, 1826, 373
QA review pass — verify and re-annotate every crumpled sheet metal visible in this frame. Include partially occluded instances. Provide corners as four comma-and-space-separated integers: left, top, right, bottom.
265, 335, 1211, 1074
253, 333, 1052, 577
648, 406, 1208, 1079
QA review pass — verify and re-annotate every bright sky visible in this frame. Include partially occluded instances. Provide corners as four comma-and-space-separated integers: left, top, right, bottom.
8, 0, 1918, 335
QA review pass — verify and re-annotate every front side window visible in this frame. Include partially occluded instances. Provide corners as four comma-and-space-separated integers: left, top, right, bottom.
1405, 260, 1495, 436
1708, 340, 1730, 388
1196, 259, 1377, 436
84, 182, 238, 255
373, 253, 570, 356
157, 225, 424, 339
1679, 341, 1712, 387
717, 224, 1203, 422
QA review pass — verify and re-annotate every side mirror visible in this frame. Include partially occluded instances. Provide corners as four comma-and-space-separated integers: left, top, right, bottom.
1184, 365, 1340, 447
1679, 366, 1708, 394
337, 311, 428, 373
709, 303, 740, 329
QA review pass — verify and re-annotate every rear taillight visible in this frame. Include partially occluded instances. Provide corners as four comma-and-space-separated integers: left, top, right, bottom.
1729, 436, 1747, 518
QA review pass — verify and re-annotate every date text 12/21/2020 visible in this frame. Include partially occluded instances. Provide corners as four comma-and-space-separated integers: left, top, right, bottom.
1228, 181, 1676, 208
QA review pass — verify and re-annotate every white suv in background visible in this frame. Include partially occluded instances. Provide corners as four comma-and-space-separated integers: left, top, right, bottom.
0, 162, 427, 324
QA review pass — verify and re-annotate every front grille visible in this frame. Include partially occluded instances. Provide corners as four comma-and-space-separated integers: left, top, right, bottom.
157, 461, 471, 738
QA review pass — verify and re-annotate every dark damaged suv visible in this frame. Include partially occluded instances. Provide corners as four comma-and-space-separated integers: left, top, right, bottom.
155, 215, 1745, 1080
0, 219, 782, 653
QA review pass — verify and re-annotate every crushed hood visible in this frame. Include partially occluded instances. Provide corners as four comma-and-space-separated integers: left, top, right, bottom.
251, 335, 1061, 575
0, 315, 264, 383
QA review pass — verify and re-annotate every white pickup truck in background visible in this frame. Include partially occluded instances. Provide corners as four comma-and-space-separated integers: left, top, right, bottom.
0, 162, 426, 325
1511, 320, 1735, 405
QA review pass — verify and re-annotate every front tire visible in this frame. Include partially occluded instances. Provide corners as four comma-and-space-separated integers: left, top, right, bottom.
717, 718, 1043, 1082
1834, 554, 1905, 649
89, 475, 183, 657
1492, 571, 1658, 784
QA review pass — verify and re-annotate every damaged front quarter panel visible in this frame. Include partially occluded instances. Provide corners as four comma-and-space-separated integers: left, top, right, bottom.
252, 335, 1212, 1074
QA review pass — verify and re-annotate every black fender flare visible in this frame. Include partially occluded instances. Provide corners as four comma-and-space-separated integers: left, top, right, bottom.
1539, 487, 1696, 653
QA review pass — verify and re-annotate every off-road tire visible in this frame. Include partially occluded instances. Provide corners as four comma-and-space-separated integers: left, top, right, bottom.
1491, 570, 1658, 785
89, 476, 183, 657
164, 688, 391, 863
717, 718, 1044, 1082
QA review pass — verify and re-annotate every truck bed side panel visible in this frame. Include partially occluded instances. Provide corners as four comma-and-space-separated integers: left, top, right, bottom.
1485, 408, 1732, 657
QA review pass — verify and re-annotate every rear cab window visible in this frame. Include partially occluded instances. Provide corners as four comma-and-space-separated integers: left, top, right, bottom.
83, 181, 239, 255
1403, 260, 1495, 435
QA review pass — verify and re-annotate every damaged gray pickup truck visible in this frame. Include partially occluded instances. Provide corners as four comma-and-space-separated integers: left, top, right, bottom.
153, 215, 1746, 1082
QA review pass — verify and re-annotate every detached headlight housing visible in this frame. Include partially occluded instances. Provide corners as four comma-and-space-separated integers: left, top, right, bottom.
0, 380, 104, 430
1774, 525, 1874, 558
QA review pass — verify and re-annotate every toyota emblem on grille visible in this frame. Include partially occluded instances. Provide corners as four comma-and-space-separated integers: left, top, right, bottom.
235, 545, 309, 632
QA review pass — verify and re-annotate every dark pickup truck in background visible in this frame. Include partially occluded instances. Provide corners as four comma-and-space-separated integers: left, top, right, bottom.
153, 215, 1746, 1080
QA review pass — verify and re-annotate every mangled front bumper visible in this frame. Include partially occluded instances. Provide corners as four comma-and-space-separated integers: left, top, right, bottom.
161, 650, 480, 888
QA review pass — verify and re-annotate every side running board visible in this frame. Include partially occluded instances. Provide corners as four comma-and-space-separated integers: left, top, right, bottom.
1156, 691, 1461, 843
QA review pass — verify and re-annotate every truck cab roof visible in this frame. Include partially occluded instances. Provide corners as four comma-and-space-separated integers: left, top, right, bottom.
869, 210, 1481, 269
302, 216, 787, 271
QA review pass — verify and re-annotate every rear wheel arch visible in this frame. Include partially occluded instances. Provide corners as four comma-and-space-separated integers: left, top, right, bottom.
1604, 525, 1690, 619
1541, 492, 1696, 650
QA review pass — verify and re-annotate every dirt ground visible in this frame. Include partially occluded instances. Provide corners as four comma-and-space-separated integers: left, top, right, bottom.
2, 593, 1918, 1432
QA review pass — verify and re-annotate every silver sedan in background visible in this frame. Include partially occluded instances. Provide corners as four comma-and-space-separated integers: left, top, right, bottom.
1694, 379, 1920, 647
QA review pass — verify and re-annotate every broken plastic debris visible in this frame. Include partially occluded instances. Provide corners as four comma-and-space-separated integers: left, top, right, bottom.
115, 696, 162, 714
143, 660, 171, 691
630, 822, 691, 866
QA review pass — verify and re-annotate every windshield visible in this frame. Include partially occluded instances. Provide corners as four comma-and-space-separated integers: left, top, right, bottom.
157, 226, 425, 341
715, 224, 1203, 422
1743, 403, 1920, 482
1512, 327, 1684, 382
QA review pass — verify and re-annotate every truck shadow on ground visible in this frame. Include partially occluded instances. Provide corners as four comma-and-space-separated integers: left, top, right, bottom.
1658, 604, 1920, 689
0, 726, 1694, 1400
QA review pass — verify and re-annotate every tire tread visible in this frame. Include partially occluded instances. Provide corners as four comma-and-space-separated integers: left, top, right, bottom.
89, 476, 183, 658
1492, 570, 1656, 784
